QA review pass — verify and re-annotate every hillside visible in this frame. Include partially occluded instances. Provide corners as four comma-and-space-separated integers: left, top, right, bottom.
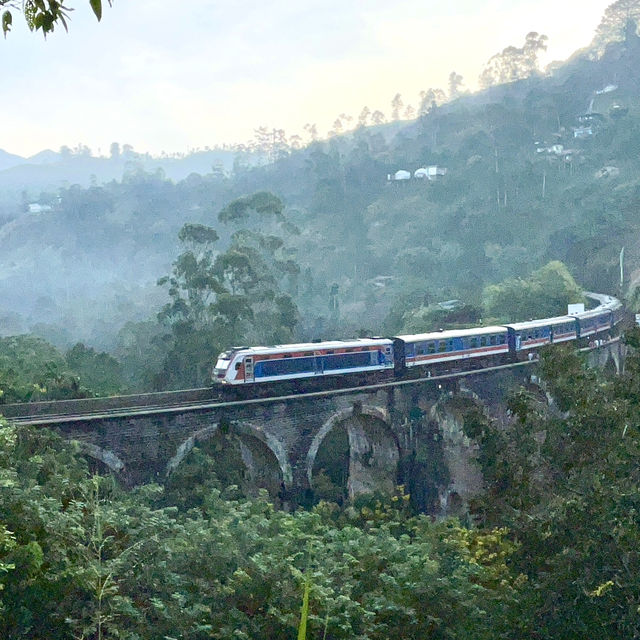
1, 26, 640, 356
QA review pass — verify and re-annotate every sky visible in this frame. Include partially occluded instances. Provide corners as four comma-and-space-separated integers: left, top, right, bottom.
0, 0, 614, 158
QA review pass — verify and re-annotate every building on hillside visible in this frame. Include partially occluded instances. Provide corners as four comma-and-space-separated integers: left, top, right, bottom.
27, 203, 53, 214
573, 126, 593, 139
387, 169, 411, 182
414, 166, 448, 180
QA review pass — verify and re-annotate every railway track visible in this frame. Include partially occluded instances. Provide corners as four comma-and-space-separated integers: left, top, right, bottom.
1, 358, 546, 426
0, 336, 621, 427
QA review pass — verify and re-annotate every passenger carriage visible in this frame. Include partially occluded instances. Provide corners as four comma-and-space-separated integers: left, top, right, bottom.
397, 326, 510, 368
505, 316, 577, 352
212, 338, 394, 385
574, 308, 613, 339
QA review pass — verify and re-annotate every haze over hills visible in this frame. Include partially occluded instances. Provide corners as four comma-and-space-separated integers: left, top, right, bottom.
1, 19, 640, 366
0, 146, 259, 200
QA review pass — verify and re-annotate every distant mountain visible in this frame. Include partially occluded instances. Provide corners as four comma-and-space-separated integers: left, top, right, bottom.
0, 149, 26, 172
0, 148, 261, 202
27, 149, 61, 164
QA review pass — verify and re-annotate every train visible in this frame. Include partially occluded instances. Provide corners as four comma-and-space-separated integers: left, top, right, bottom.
212, 293, 624, 386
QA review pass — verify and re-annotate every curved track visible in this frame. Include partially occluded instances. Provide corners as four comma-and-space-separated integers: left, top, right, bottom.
0, 292, 624, 426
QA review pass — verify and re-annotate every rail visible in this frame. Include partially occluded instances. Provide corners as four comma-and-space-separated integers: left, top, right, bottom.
4, 338, 620, 427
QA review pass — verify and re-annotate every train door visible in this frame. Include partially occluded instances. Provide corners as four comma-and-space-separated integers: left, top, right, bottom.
244, 356, 255, 382
314, 351, 324, 375
392, 338, 405, 374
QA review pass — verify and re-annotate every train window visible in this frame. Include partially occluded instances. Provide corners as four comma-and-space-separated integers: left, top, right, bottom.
235, 362, 241, 370
324, 351, 373, 371
417, 344, 426, 355
439, 341, 447, 353
490, 335, 496, 346
470, 337, 477, 349
448, 340, 454, 351
499, 335, 505, 344
480, 336, 486, 347
283, 354, 292, 358
258, 356, 316, 377
428, 342, 436, 354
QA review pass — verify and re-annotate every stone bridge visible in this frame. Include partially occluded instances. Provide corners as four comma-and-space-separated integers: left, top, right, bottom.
5, 339, 626, 512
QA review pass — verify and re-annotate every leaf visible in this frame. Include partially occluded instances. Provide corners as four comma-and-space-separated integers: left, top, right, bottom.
90, 0, 102, 21
2, 10, 11, 36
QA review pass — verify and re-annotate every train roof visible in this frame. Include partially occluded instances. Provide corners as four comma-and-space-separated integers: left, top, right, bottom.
506, 316, 576, 331
397, 326, 508, 342
574, 307, 612, 319
227, 338, 392, 355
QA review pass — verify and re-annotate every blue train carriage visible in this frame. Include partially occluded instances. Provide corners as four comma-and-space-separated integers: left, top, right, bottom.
212, 338, 394, 385
574, 307, 614, 339
397, 326, 510, 370
506, 316, 578, 353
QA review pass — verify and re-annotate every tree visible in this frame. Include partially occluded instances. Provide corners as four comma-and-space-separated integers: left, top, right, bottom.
591, 0, 640, 54
304, 123, 318, 143
156, 223, 233, 387
470, 338, 640, 637
448, 71, 464, 99
357, 106, 370, 127
418, 88, 446, 116
65, 342, 123, 396
157, 193, 299, 387
0, 334, 104, 402
1, 0, 111, 37
329, 117, 343, 137
218, 191, 284, 225
371, 110, 386, 125
391, 93, 403, 120
483, 261, 585, 321
479, 32, 548, 88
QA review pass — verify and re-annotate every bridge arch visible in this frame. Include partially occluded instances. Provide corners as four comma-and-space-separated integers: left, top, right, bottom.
307, 403, 399, 500
166, 420, 291, 496
76, 442, 125, 473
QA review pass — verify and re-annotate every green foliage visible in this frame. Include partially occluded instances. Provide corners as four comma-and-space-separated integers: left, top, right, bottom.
65, 342, 123, 396
0, 334, 126, 402
0, 419, 525, 639
592, 2, 640, 54
397, 302, 482, 333
483, 260, 586, 321
469, 335, 640, 638
0, 334, 84, 402
480, 32, 548, 88
0, 0, 111, 37
218, 191, 284, 224
156, 193, 300, 388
